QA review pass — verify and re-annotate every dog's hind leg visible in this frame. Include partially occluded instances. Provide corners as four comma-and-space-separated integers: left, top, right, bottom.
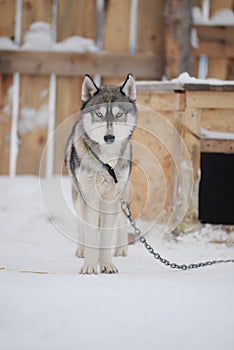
76, 221, 85, 258
113, 211, 128, 257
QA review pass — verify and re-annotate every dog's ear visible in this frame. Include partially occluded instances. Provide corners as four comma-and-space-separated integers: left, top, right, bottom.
120, 74, 136, 101
81, 75, 99, 102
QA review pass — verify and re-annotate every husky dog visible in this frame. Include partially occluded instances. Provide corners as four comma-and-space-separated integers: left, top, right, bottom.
65, 74, 137, 274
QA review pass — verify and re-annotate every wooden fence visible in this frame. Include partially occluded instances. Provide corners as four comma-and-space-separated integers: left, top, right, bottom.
0, 0, 164, 176
192, 0, 234, 79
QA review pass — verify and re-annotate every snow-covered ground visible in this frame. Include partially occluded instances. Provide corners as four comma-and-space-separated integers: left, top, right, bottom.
0, 176, 234, 350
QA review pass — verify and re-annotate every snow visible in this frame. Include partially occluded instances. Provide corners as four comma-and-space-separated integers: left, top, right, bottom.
18, 103, 49, 135
171, 72, 234, 85
0, 176, 234, 350
193, 7, 234, 26
190, 28, 199, 48
3, 84, 49, 136
137, 72, 234, 86
200, 127, 234, 140
0, 21, 97, 52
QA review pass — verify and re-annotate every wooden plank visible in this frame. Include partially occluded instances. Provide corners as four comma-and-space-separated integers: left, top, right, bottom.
0, 75, 13, 174
164, 0, 193, 79
210, 0, 234, 17
17, 0, 52, 175
55, 0, 97, 175
136, 82, 184, 93
229, 59, 234, 79
137, 0, 164, 53
103, 0, 131, 53
0, 0, 15, 37
0, 0, 15, 175
0, 50, 161, 79
192, 0, 203, 8
175, 108, 201, 232
184, 84, 234, 92
193, 42, 234, 58
201, 139, 234, 153
194, 25, 234, 79
194, 26, 234, 45
201, 109, 234, 133
17, 75, 50, 175
186, 91, 234, 109
131, 107, 179, 220
21, 0, 53, 42
102, 0, 131, 85
137, 0, 164, 79
54, 78, 82, 174
57, 0, 96, 41
208, 58, 230, 79
150, 92, 185, 111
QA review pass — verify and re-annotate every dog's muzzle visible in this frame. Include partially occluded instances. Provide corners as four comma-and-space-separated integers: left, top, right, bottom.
104, 134, 115, 144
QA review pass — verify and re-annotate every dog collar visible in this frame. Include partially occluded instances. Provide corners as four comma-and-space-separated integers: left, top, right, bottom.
85, 143, 118, 184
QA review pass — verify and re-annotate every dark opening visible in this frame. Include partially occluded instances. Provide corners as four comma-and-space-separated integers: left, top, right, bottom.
199, 153, 234, 225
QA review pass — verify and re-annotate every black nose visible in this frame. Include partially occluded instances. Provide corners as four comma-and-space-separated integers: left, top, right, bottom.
104, 134, 115, 144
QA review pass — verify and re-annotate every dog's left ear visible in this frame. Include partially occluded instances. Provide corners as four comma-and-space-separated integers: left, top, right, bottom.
81, 75, 99, 102
120, 74, 136, 101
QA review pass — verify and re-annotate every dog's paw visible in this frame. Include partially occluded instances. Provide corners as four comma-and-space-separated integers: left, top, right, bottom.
76, 245, 85, 258
113, 246, 128, 257
80, 263, 97, 275
100, 262, 118, 274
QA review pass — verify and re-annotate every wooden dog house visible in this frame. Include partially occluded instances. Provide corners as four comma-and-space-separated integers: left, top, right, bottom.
131, 80, 234, 231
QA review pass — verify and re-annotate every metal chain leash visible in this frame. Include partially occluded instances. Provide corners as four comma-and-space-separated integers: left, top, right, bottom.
120, 199, 234, 270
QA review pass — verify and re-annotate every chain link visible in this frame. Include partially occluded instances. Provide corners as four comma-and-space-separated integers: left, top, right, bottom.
120, 199, 234, 271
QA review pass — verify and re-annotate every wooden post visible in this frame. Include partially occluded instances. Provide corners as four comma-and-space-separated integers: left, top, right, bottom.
0, 0, 15, 175
54, 0, 97, 174
175, 107, 202, 233
16, 0, 53, 175
164, 0, 193, 79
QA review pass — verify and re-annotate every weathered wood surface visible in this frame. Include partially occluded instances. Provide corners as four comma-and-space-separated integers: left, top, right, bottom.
201, 109, 234, 133
55, 0, 96, 175
193, 42, 234, 58
0, 75, 13, 174
0, 0, 15, 175
175, 108, 201, 232
0, 0, 15, 38
209, 0, 234, 18
201, 139, 234, 153
0, 50, 162, 79
194, 0, 234, 80
131, 106, 179, 221
164, 0, 193, 79
16, 0, 52, 175
137, 91, 186, 111
186, 91, 234, 109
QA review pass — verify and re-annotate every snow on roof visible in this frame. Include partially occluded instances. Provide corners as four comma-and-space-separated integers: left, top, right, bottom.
193, 7, 234, 26
0, 21, 97, 52
136, 73, 234, 88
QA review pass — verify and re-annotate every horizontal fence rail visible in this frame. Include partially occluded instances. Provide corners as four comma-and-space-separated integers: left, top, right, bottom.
0, 50, 161, 78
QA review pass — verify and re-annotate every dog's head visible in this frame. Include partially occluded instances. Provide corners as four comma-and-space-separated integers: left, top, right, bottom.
80, 74, 137, 145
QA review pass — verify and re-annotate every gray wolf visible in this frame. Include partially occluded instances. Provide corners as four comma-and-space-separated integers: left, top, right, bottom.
65, 74, 137, 274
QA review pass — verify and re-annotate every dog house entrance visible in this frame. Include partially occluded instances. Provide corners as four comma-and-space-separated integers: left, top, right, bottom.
199, 153, 234, 225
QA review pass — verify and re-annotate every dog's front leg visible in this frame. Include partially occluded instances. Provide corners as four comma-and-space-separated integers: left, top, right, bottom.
113, 211, 129, 257
80, 205, 99, 274
99, 202, 118, 274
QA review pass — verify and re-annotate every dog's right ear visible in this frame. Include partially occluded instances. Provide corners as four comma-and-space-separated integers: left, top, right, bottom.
81, 75, 99, 102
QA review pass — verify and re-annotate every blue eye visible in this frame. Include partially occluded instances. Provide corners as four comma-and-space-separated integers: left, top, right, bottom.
116, 113, 123, 118
96, 112, 103, 118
